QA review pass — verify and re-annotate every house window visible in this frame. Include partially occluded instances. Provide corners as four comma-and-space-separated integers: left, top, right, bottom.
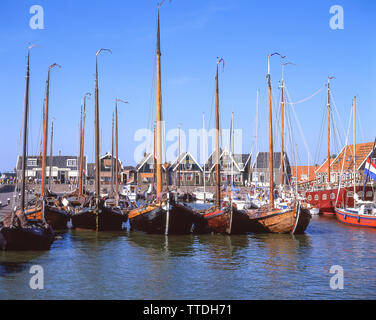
221, 175, 226, 182
205, 174, 210, 182
179, 174, 184, 181
186, 173, 193, 181
366, 191, 373, 198
27, 159, 37, 166
184, 163, 192, 170
314, 194, 319, 200
307, 195, 312, 201
330, 193, 336, 200
67, 159, 77, 167
235, 175, 242, 182
322, 194, 327, 200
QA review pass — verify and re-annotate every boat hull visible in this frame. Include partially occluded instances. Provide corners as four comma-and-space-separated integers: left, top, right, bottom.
247, 204, 311, 234
71, 205, 124, 231
335, 208, 376, 228
305, 186, 373, 215
203, 207, 253, 234
24, 205, 70, 230
0, 223, 54, 251
129, 203, 197, 234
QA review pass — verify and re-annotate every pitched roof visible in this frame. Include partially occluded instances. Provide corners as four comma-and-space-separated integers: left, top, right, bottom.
252, 152, 289, 170
16, 155, 86, 170
315, 158, 335, 174
330, 142, 374, 172
291, 165, 318, 181
171, 152, 203, 172
135, 153, 166, 171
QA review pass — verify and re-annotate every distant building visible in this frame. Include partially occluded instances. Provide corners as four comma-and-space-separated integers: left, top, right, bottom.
99, 152, 122, 184
291, 165, 318, 185
122, 166, 137, 185
251, 152, 291, 186
203, 149, 252, 187
315, 142, 375, 184
170, 152, 203, 186
135, 153, 168, 185
15, 155, 86, 184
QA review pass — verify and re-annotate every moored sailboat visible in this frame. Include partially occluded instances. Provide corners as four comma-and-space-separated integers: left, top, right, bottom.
246, 53, 311, 234
0, 46, 54, 250
334, 98, 376, 227
128, 9, 199, 234
202, 58, 252, 235
71, 49, 124, 231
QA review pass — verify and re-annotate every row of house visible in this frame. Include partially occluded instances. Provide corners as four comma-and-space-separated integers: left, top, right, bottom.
14, 141, 376, 188
134, 150, 290, 187
15, 150, 292, 187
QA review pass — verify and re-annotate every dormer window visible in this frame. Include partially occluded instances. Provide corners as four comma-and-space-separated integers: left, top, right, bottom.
67, 159, 77, 167
27, 159, 37, 166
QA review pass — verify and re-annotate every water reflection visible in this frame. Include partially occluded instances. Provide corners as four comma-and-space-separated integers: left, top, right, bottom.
0, 251, 46, 276
127, 232, 196, 257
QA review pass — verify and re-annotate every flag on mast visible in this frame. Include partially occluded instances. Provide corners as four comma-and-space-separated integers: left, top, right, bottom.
364, 157, 376, 181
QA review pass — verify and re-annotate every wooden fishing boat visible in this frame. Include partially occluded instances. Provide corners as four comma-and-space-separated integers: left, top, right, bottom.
31, 61, 70, 230
23, 200, 69, 230
71, 200, 124, 231
128, 10, 198, 234
203, 204, 253, 234
247, 203, 311, 234
0, 212, 54, 250
0, 46, 55, 250
129, 198, 199, 234
246, 53, 311, 234
70, 48, 125, 231
199, 60, 253, 234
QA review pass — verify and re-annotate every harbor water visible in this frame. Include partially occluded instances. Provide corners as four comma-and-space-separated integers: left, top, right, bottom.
1, 214, 376, 299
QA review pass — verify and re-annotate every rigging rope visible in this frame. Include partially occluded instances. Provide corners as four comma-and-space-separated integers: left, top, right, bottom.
285, 84, 326, 105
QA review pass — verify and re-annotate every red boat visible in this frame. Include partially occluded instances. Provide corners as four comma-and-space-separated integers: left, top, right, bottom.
305, 185, 374, 215
335, 204, 376, 228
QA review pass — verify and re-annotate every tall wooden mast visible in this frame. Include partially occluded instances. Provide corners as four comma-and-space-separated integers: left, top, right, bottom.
95, 49, 111, 201
152, 122, 156, 189
78, 93, 89, 196
115, 100, 119, 201
20, 47, 32, 214
41, 63, 60, 198
215, 60, 221, 210
48, 120, 54, 191
353, 96, 356, 195
327, 77, 331, 184
156, 10, 163, 199
111, 111, 115, 195
95, 54, 100, 200
267, 55, 274, 209
178, 124, 181, 188
280, 78, 285, 186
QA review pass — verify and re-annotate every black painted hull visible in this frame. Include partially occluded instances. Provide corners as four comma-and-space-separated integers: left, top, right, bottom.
45, 205, 70, 230
129, 203, 198, 234
71, 205, 124, 231
0, 223, 54, 251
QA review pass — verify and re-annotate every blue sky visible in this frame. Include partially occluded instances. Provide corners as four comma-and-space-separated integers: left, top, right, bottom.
0, 0, 375, 171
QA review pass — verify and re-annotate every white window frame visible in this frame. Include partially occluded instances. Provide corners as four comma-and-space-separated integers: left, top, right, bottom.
67, 159, 77, 167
